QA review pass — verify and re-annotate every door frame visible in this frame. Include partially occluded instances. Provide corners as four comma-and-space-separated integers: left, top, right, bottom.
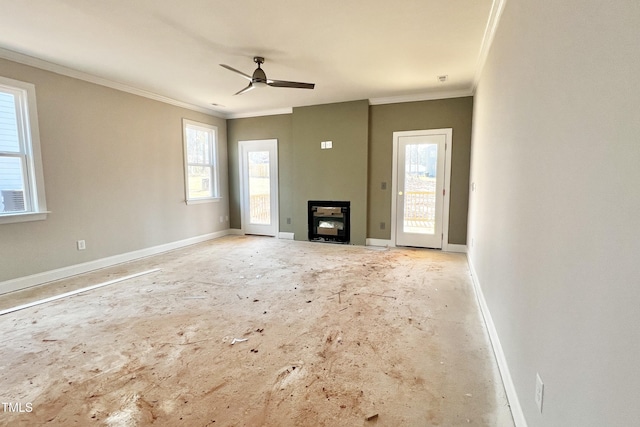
238, 139, 279, 236
390, 129, 453, 249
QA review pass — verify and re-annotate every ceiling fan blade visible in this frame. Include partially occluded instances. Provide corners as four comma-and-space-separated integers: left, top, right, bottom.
267, 80, 315, 89
220, 64, 252, 81
234, 83, 255, 96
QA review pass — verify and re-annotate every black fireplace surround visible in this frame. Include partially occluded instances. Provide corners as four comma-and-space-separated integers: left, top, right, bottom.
308, 200, 350, 244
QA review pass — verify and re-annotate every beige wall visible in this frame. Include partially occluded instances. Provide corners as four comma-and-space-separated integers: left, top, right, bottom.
226, 114, 293, 231
368, 97, 473, 244
0, 58, 227, 283
291, 100, 369, 245
469, 0, 639, 425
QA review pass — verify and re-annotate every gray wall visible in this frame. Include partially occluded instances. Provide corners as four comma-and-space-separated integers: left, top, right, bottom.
368, 97, 473, 244
227, 99, 472, 246
468, 0, 640, 425
0, 58, 228, 283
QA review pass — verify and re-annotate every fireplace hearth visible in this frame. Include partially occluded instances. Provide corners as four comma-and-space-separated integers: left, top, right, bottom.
308, 201, 350, 244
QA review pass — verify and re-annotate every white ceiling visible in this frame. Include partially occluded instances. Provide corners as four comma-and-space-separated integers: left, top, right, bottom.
0, 0, 496, 118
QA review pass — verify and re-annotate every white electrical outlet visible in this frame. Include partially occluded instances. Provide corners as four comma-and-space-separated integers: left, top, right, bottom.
535, 373, 544, 413
77, 240, 86, 251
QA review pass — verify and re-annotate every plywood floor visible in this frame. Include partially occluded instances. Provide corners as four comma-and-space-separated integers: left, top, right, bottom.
0, 236, 513, 426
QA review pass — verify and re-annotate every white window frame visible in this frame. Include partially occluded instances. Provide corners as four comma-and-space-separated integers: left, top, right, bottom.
182, 119, 220, 204
0, 76, 48, 225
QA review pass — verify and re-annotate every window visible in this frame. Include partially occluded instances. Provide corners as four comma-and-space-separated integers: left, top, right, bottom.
182, 119, 219, 203
0, 76, 47, 224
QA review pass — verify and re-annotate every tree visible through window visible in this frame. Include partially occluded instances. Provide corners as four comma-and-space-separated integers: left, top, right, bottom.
183, 119, 218, 202
0, 76, 47, 223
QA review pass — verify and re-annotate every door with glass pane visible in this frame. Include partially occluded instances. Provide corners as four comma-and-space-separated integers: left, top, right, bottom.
239, 139, 278, 236
394, 132, 447, 248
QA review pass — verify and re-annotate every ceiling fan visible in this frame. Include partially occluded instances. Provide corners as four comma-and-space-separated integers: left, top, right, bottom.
220, 56, 315, 95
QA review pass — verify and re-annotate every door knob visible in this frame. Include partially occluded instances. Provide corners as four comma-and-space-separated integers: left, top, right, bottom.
398, 191, 403, 195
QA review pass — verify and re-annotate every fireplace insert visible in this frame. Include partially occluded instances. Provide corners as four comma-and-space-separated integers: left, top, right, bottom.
308, 200, 350, 244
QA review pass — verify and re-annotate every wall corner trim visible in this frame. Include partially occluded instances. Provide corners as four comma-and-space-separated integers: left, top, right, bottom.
0, 229, 236, 295
467, 254, 528, 427
226, 108, 293, 119
0, 47, 225, 118
369, 90, 473, 106
472, 0, 508, 93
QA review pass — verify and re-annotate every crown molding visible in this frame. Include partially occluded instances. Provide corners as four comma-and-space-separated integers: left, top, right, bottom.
226, 107, 293, 119
472, 0, 508, 93
369, 89, 473, 106
0, 47, 225, 118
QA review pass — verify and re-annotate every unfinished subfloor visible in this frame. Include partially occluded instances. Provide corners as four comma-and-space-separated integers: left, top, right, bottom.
0, 236, 513, 427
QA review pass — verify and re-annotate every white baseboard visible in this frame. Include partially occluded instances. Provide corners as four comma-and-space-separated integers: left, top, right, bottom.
444, 243, 467, 253
366, 239, 467, 253
0, 229, 235, 295
467, 255, 527, 427
228, 228, 244, 235
366, 238, 392, 247
278, 232, 294, 240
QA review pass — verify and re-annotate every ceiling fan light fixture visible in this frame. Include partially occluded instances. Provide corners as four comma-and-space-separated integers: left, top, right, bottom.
220, 57, 315, 95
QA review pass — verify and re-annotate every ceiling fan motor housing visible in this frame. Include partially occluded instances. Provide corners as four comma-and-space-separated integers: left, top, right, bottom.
252, 57, 268, 86
252, 68, 268, 84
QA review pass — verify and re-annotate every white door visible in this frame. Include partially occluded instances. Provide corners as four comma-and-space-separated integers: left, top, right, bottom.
392, 129, 451, 248
239, 139, 278, 236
